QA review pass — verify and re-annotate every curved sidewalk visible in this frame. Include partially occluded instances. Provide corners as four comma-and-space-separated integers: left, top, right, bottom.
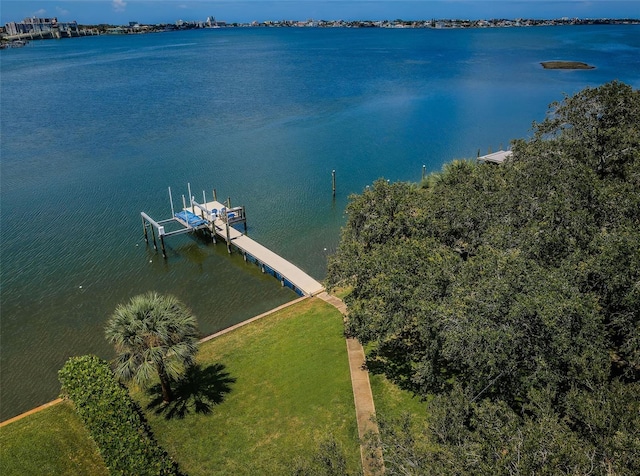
318, 292, 385, 476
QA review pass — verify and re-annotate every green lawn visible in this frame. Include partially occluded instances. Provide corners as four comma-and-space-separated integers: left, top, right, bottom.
369, 372, 432, 472
369, 374, 428, 421
0, 402, 108, 476
1, 297, 361, 475
135, 296, 361, 475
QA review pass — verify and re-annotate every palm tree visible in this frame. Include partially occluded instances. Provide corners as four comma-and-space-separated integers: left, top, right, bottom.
105, 292, 199, 403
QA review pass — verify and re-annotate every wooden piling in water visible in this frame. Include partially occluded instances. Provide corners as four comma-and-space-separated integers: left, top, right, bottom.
160, 234, 166, 258
332, 170, 336, 196
150, 224, 157, 250
142, 217, 148, 243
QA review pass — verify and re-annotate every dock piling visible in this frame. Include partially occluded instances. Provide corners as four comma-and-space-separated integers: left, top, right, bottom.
142, 216, 149, 243
168, 187, 175, 217
332, 170, 336, 197
201, 191, 207, 219
150, 224, 157, 250
160, 234, 166, 258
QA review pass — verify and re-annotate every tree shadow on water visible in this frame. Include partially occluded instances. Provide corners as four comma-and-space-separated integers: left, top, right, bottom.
146, 363, 236, 420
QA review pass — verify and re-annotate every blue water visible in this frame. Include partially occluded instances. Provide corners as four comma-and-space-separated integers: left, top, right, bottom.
1, 25, 639, 420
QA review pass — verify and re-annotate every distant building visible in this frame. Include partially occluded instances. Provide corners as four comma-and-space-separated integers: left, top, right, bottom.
206, 17, 226, 28
5, 17, 79, 37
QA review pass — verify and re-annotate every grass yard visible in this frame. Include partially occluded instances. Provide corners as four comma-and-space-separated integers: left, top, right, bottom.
133, 296, 361, 475
0, 401, 108, 476
369, 374, 428, 421
369, 372, 432, 471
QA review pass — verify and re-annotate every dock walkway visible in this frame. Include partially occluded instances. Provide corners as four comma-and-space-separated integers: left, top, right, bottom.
192, 200, 325, 297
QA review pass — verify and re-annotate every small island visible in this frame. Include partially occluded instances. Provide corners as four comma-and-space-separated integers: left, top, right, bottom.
541, 61, 595, 70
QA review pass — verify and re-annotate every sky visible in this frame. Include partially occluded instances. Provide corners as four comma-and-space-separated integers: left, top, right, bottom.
1, 1, 639, 26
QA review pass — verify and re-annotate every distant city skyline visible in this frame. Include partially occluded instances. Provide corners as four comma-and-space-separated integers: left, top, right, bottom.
2, 1, 639, 26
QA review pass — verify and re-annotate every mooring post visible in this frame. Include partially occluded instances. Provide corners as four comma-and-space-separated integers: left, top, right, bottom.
160, 234, 167, 259
332, 170, 336, 197
243, 206, 247, 234
182, 195, 187, 211
213, 189, 217, 202
225, 220, 231, 254
422, 164, 426, 181
168, 187, 175, 217
142, 216, 148, 243
227, 197, 231, 208
150, 224, 157, 250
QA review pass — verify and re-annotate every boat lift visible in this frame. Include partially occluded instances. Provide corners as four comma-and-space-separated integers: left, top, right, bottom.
141, 184, 246, 258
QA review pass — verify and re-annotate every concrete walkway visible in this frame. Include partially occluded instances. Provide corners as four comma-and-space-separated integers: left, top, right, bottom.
318, 292, 385, 476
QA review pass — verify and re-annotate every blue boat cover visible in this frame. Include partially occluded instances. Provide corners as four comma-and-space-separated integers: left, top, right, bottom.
175, 210, 208, 227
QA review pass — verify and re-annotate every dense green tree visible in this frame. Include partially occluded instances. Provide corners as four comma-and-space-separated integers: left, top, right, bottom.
105, 292, 199, 403
328, 81, 640, 473
529, 80, 640, 179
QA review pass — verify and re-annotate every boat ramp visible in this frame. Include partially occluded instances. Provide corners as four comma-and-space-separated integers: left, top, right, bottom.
141, 186, 324, 297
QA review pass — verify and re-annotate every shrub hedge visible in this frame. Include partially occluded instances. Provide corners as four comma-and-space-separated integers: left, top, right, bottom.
58, 355, 183, 476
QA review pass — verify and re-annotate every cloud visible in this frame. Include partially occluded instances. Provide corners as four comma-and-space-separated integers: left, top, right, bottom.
56, 7, 70, 17
113, 0, 127, 13
34, 8, 47, 16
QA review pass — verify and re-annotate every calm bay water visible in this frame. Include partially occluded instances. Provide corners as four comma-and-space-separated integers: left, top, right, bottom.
1, 25, 639, 420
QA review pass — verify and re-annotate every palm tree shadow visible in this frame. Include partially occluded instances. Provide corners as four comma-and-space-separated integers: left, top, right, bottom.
146, 363, 236, 420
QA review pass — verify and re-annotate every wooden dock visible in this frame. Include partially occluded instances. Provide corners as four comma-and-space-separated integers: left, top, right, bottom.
197, 200, 325, 297
141, 190, 324, 297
